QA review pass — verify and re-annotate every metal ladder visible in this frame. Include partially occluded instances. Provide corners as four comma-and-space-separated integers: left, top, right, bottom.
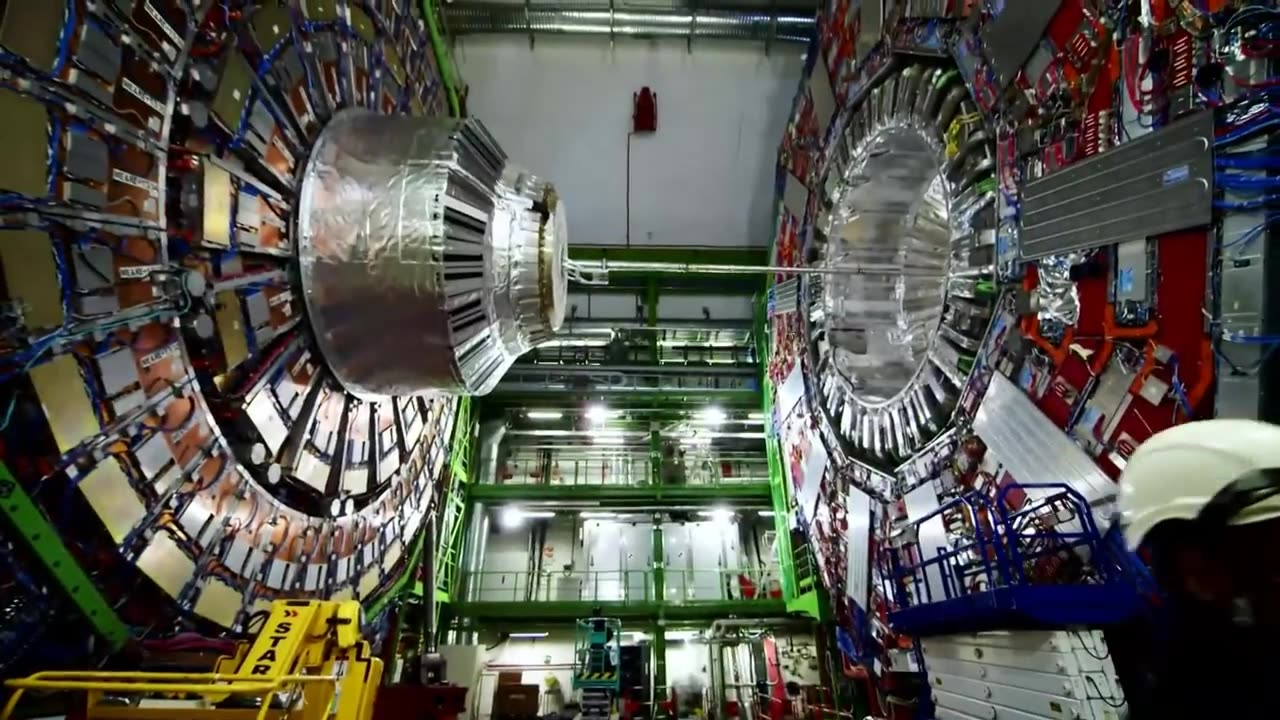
580, 688, 613, 719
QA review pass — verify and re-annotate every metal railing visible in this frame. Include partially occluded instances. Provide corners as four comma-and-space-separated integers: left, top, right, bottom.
463, 568, 781, 604
494, 451, 769, 486
884, 483, 1133, 612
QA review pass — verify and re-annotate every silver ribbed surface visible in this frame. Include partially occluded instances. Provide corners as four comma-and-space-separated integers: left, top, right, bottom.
804, 63, 996, 464
297, 109, 567, 398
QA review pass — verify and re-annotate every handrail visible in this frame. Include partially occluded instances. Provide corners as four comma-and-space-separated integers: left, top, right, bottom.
462, 567, 780, 604
996, 482, 1108, 585
495, 451, 768, 487
888, 483, 1130, 613
2, 672, 339, 720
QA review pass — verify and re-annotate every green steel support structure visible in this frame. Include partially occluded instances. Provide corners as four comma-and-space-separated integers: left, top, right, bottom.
468, 483, 771, 507
755, 294, 799, 602
652, 624, 667, 716
422, 0, 461, 116
0, 462, 129, 651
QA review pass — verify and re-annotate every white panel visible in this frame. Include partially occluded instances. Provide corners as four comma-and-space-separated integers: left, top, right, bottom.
931, 672, 1082, 719
926, 658, 1076, 697
656, 294, 754, 321
904, 483, 948, 603
688, 520, 728, 601
585, 520, 625, 601
664, 524, 692, 602
973, 373, 1118, 517
776, 365, 805, 419
797, 431, 828, 521
459, 36, 801, 248
567, 291, 639, 319
845, 487, 873, 610
620, 521, 653, 601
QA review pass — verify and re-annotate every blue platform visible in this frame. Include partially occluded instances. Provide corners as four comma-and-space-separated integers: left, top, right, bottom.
884, 483, 1153, 636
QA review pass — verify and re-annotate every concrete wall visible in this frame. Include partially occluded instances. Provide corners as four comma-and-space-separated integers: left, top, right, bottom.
456, 36, 803, 248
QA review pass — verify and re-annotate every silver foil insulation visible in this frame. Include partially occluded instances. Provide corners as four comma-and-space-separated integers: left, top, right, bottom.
804, 63, 998, 464
297, 109, 567, 398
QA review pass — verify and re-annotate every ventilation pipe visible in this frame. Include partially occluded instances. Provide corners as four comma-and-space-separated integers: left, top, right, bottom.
444, 4, 816, 44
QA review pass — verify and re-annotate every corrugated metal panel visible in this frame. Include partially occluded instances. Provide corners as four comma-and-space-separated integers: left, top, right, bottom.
1019, 112, 1214, 260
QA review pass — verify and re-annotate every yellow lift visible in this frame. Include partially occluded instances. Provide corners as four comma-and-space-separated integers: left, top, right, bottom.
2, 600, 383, 720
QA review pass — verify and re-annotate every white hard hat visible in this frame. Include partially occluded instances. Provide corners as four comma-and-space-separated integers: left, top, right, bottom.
1119, 419, 1280, 549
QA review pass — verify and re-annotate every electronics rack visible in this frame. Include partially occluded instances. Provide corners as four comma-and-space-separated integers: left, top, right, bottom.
0, 0, 463, 669
766, 0, 1279, 715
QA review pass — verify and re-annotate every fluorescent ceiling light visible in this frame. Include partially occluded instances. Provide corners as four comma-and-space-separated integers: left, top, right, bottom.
697, 508, 735, 521
499, 506, 525, 529
585, 404, 621, 422
747, 412, 765, 420
758, 510, 776, 517
510, 632, 549, 639
524, 511, 556, 518
697, 407, 728, 425
527, 410, 564, 420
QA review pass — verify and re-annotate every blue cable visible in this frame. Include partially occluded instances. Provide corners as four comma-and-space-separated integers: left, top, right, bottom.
1216, 151, 1280, 169
53, 0, 77, 76
1217, 114, 1280, 147
1222, 214, 1280, 252
1215, 173, 1280, 190
1214, 195, 1280, 210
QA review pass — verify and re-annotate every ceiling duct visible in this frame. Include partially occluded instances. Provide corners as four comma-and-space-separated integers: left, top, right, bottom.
444, 3, 817, 44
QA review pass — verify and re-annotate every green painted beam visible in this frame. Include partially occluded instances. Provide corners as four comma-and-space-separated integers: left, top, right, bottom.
422, 0, 460, 116
651, 519, 664, 606
368, 397, 473, 618
755, 294, 799, 601
450, 599, 789, 622
468, 483, 772, 507
652, 623, 667, 710
0, 462, 129, 650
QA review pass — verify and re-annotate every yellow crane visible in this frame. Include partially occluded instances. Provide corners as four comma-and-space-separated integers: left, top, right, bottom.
2, 600, 383, 720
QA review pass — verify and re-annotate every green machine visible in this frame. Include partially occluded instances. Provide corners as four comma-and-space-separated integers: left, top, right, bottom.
573, 617, 622, 719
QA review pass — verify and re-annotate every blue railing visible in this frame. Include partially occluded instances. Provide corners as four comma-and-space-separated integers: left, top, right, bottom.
885, 483, 1146, 634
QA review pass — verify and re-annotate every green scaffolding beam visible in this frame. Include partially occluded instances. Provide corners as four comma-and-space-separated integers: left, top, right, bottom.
0, 462, 129, 651
422, 0, 461, 116
367, 396, 474, 619
755, 294, 799, 601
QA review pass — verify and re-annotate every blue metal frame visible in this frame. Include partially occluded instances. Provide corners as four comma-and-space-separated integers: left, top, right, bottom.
886, 483, 1147, 635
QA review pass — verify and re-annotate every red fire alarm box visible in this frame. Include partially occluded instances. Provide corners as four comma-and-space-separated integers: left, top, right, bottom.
633, 87, 657, 133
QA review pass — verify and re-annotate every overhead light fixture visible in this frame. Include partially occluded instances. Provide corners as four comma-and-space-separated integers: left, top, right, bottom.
696, 406, 728, 425
499, 506, 526, 529
697, 508, 735, 521
510, 632, 549, 639
527, 410, 564, 420
758, 510, 776, 517
585, 404, 619, 423
524, 511, 556, 518
747, 412, 765, 420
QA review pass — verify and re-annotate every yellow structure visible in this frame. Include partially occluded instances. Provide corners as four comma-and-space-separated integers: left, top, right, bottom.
2, 600, 383, 720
